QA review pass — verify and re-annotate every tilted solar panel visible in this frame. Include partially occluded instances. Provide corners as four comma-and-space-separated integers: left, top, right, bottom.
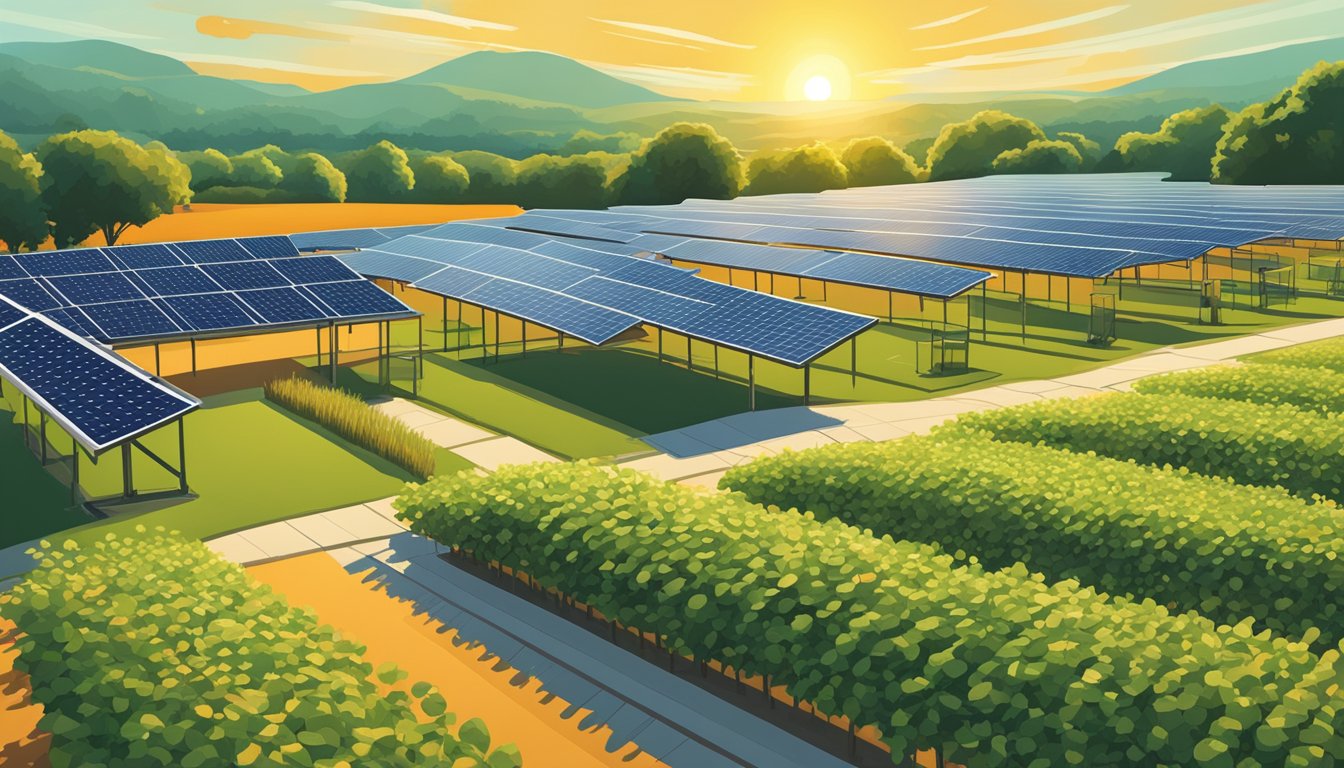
503, 213, 640, 243
200, 261, 291, 291
46, 272, 146, 305
0, 256, 30, 280
16, 248, 117, 277
412, 266, 494, 298
103, 243, 183, 270
134, 266, 225, 297
453, 245, 598, 291
237, 235, 300, 259
423, 223, 556, 251
174, 239, 254, 264
302, 280, 410, 317
339, 251, 450, 284
159, 293, 259, 332
80, 300, 183, 341
0, 279, 62, 311
270, 255, 361, 284
460, 280, 639, 345
235, 287, 330, 324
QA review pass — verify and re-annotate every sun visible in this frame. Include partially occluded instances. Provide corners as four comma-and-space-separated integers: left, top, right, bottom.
804, 75, 832, 101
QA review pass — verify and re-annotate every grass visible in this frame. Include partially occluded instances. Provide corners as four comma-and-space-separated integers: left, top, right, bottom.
265, 375, 437, 478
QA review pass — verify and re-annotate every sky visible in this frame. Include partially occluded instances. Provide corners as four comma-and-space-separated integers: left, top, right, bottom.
0, 0, 1341, 99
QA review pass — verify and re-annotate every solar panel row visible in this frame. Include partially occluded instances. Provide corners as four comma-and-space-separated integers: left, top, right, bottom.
289, 224, 438, 252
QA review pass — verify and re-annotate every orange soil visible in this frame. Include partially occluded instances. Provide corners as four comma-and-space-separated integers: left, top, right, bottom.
0, 619, 50, 768
69, 202, 521, 248
249, 553, 666, 768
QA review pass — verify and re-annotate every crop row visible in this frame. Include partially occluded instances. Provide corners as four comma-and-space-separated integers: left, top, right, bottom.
944, 391, 1344, 501
0, 529, 519, 768
1133, 362, 1344, 415
396, 462, 1344, 768
1250, 337, 1344, 373
720, 433, 1344, 646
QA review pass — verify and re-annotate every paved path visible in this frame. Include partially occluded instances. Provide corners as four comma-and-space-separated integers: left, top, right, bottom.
374, 397, 562, 471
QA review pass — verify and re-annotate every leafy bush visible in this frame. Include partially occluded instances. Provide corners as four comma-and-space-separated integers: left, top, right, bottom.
743, 142, 848, 196
264, 375, 436, 478
926, 110, 1045, 181
1249, 337, 1344, 374
396, 461, 1344, 767
0, 529, 519, 768
841, 136, 922, 187
1214, 61, 1344, 185
613, 122, 742, 205
1134, 363, 1344, 415
721, 433, 1344, 645
945, 391, 1344, 501
1104, 105, 1232, 181
991, 139, 1083, 174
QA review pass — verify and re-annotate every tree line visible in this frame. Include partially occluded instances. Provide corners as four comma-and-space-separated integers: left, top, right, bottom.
1, 60, 1337, 253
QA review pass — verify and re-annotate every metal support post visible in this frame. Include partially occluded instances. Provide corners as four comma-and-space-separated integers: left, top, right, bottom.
121, 443, 134, 499
190, 338, 197, 373
851, 337, 857, 386
70, 446, 80, 504
39, 411, 47, 464
803, 364, 810, 406
686, 335, 692, 371
747, 354, 756, 411
328, 322, 337, 382
178, 417, 188, 493
154, 343, 161, 376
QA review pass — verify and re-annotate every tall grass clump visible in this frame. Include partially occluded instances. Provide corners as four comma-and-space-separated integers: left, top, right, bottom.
264, 375, 436, 478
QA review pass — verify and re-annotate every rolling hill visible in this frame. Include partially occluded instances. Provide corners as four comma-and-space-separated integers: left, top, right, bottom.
398, 50, 672, 108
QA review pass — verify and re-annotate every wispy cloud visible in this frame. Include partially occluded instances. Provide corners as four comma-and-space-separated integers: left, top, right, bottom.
0, 8, 155, 41
910, 7, 986, 31
331, 1, 515, 32
309, 22, 528, 53
606, 31, 704, 51
591, 18, 754, 50
158, 50, 380, 77
918, 5, 1130, 51
587, 61, 751, 93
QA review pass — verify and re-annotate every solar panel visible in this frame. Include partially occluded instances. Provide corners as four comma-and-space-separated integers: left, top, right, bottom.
290, 228, 391, 252
103, 243, 183, 270
200, 261, 291, 290
269, 256, 356, 284
46, 272, 146, 305
17, 248, 117, 277
503, 213, 640, 243
41, 307, 98, 338
174, 239, 254, 264
237, 236, 299, 259
160, 293, 259, 332
0, 278, 62, 311
79, 300, 183, 341
0, 300, 24, 329
0, 307, 198, 453
302, 280, 410, 317
135, 266, 224, 297
413, 266, 495, 297
235, 287, 329, 324
422, 223, 555, 251
339, 251, 450, 284
0, 255, 30, 280
462, 280, 639, 345
453, 244, 597, 291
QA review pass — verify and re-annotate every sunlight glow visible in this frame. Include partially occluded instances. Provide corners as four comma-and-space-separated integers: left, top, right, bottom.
803, 75, 832, 101
785, 55, 852, 102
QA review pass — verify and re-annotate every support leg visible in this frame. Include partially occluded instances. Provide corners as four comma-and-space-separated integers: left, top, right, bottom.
748, 354, 756, 411
178, 417, 188, 494
121, 443, 134, 499
803, 364, 810, 406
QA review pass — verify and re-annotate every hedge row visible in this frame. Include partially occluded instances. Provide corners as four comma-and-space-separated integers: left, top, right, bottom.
1249, 337, 1344, 373
720, 433, 1344, 646
944, 391, 1344, 501
0, 529, 519, 768
264, 375, 437, 478
1133, 363, 1344, 415
395, 461, 1344, 768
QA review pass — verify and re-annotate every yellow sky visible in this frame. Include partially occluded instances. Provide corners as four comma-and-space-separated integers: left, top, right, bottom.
5, 0, 1343, 99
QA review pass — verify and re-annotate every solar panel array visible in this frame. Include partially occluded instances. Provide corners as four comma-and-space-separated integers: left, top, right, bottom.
290, 224, 439, 252
0, 236, 414, 344
603, 173, 1344, 278
0, 294, 198, 454
340, 227, 875, 366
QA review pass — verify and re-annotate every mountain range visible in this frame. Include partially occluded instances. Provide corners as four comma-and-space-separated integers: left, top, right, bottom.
0, 37, 1338, 156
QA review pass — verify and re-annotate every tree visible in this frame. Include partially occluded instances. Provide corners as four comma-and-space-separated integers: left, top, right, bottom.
0, 130, 48, 252
926, 110, 1046, 181
451, 151, 517, 203
178, 149, 233, 190
410, 155, 470, 202
1213, 61, 1344, 185
1054, 132, 1103, 168
144, 141, 192, 208
226, 152, 283, 188
243, 144, 301, 176
613, 122, 742, 205
37, 129, 191, 247
342, 140, 415, 202
841, 137, 921, 187
992, 140, 1084, 174
744, 143, 848, 196
561, 130, 641, 155
280, 152, 347, 202
513, 154, 610, 208
1106, 105, 1232, 181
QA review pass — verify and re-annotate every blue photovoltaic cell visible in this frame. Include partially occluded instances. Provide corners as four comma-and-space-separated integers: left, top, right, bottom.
0, 279, 62, 312
462, 280, 638, 345
374, 224, 439, 239
565, 277, 711, 327
103, 244, 183, 270
174, 239, 253, 264
0, 317, 196, 450
423, 223, 555, 251
201, 261, 291, 290
413, 266, 495, 298
0, 301, 23, 328
80, 300, 182, 340
134, 266, 224, 297
529, 240, 646, 271
237, 235, 299, 259
160, 293, 259, 332
303, 280, 411, 317
454, 244, 597, 291
235, 287, 329, 324
17, 248, 117, 277
339, 251, 449, 284
46, 272, 146, 305
41, 308, 98, 338
0, 256, 29, 280
504, 214, 640, 243
269, 256, 355, 284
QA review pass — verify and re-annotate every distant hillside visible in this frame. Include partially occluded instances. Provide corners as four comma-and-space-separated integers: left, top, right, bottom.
1106, 37, 1344, 101
0, 39, 192, 78
398, 50, 673, 108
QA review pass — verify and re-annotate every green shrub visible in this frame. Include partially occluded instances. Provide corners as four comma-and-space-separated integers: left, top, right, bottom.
1133, 363, 1344, 415
945, 391, 1344, 500
0, 529, 520, 768
264, 375, 436, 479
395, 461, 1344, 767
1249, 337, 1344, 374
721, 433, 1344, 645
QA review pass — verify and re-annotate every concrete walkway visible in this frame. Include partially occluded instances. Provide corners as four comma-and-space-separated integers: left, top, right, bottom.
374, 397, 562, 471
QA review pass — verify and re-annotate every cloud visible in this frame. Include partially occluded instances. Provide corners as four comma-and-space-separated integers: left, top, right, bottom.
157, 50, 380, 77
606, 31, 704, 51
918, 5, 1130, 51
0, 8, 155, 41
591, 18, 754, 50
587, 61, 751, 93
331, 0, 515, 32
196, 16, 348, 42
308, 22, 528, 53
910, 7, 986, 31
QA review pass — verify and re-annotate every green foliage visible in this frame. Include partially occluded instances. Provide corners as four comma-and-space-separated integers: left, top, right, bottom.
263, 375, 436, 479
1214, 61, 1344, 184
410, 154, 470, 203
840, 136, 921, 187
0, 529, 519, 768
225, 152, 283, 189
561, 129, 641, 155
37, 129, 190, 247
395, 461, 1344, 767
1134, 363, 1344, 415
721, 433, 1344, 645
744, 142, 848, 196
177, 148, 232, 191
192, 185, 291, 204
926, 110, 1046, 181
242, 144, 301, 177
945, 391, 1344, 501
279, 152, 347, 203
1249, 337, 1344, 373
613, 122, 742, 205
1108, 105, 1232, 181
450, 150, 517, 203
341, 140, 415, 202
1054, 132, 1102, 166
0, 129, 48, 252
991, 139, 1083, 174
513, 153, 609, 208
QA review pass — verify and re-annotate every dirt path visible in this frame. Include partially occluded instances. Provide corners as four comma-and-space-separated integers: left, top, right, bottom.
0, 618, 49, 768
